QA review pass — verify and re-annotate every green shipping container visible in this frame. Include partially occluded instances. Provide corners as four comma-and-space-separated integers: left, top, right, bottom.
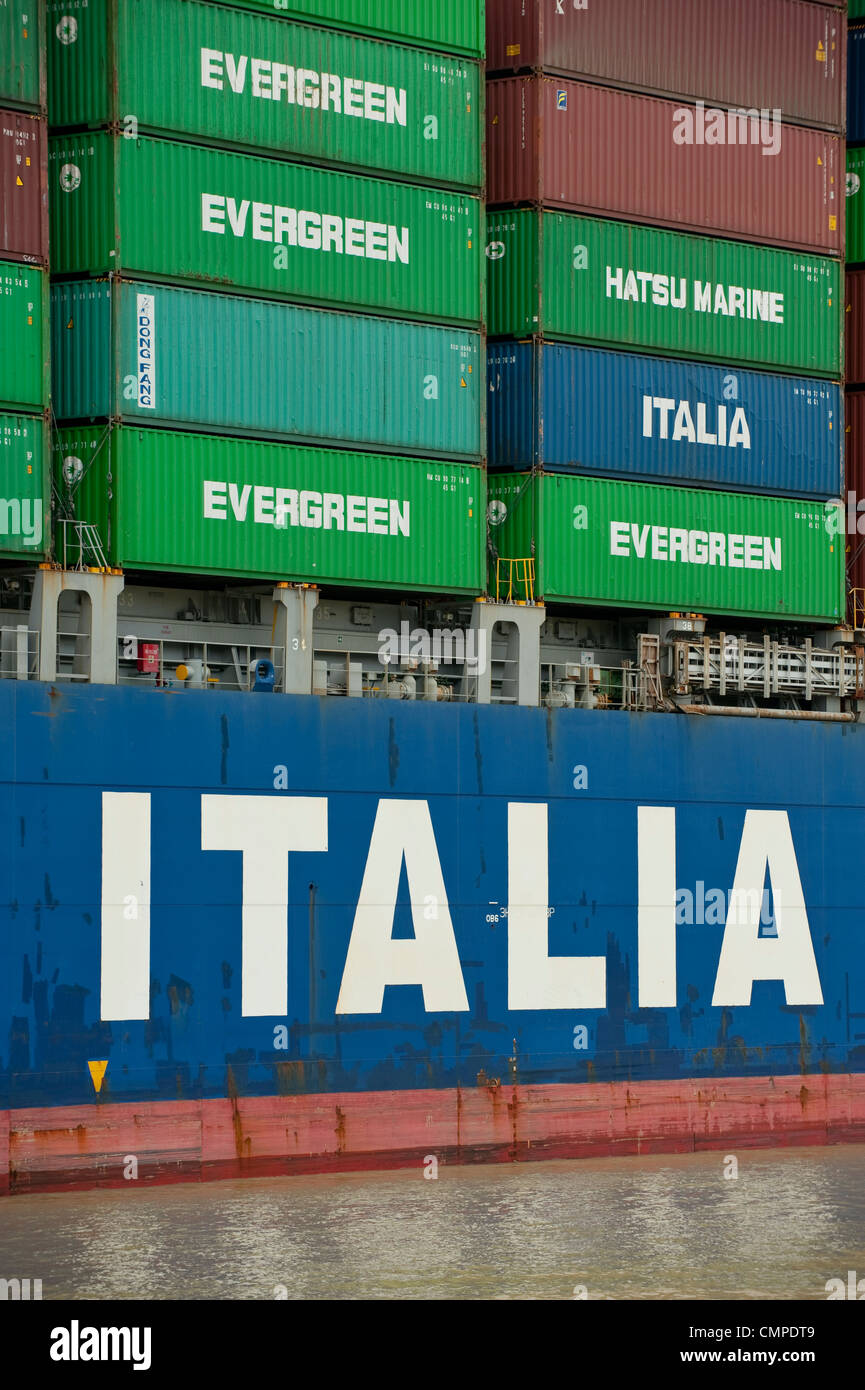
847, 147, 865, 265
1, 1, 44, 112
0, 260, 48, 413
0, 411, 49, 559
488, 473, 844, 623
487, 211, 842, 379
851, 0, 865, 22
208, 0, 484, 58
49, 133, 483, 326
55, 425, 485, 591
47, 0, 483, 191
52, 279, 483, 461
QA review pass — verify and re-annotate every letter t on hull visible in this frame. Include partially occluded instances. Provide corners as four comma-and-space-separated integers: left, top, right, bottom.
202, 795, 328, 1016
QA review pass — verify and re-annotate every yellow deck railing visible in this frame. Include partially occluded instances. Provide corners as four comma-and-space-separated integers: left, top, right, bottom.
495, 558, 535, 603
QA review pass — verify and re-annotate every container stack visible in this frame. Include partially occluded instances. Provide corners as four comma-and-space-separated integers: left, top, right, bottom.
484, 0, 847, 626
846, 1, 865, 619
48, 0, 486, 596
1, 0, 49, 564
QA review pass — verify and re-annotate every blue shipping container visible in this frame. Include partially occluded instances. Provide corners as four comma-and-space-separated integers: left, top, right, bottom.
849, 27, 865, 145
51, 279, 483, 462
487, 342, 842, 499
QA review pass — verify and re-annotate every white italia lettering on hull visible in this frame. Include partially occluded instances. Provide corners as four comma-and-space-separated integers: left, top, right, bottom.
201, 794, 328, 1016
98, 795, 823, 1019
335, 800, 468, 1014
100, 793, 151, 1020
507, 803, 605, 1008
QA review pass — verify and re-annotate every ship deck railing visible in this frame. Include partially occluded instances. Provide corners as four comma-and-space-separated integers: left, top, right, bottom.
0, 624, 39, 681
114, 638, 286, 694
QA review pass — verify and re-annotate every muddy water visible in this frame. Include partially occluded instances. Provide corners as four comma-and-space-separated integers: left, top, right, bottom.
0, 1145, 863, 1300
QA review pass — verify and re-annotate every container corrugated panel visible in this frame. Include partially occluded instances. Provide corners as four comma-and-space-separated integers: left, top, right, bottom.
485, 0, 844, 132
487, 472, 844, 622
52, 279, 484, 461
487, 77, 842, 257
847, 147, 865, 263
0, 110, 48, 265
211, 0, 484, 58
0, 260, 48, 412
0, 410, 49, 559
487, 211, 842, 378
849, 27, 865, 140
55, 425, 486, 590
845, 268, 865, 384
48, 0, 483, 192
0, 0, 45, 113
845, 390, 865, 600
488, 342, 842, 499
48, 133, 484, 326
851, 0, 865, 20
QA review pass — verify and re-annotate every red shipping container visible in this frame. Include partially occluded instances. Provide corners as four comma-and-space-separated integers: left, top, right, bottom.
846, 269, 865, 387
487, 77, 843, 257
0, 109, 47, 265
845, 391, 865, 612
486, 0, 845, 133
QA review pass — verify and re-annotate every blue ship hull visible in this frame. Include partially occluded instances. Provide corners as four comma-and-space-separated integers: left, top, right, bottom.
1, 681, 863, 1189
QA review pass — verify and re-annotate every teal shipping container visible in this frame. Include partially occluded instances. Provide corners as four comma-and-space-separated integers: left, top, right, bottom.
48, 133, 484, 327
47, 0, 483, 191
52, 279, 483, 461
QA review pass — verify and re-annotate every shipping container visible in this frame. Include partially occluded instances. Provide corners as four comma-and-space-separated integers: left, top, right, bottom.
846, 390, 865, 612
846, 267, 865, 384
849, 26, 865, 140
0, 410, 49, 560
1, 0, 45, 113
48, 133, 484, 326
52, 279, 484, 460
203, 0, 484, 58
487, 211, 842, 378
48, 0, 483, 191
488, 342, 842, 499
851, 0, 865, 21
485, 0, 844, 132
0, 260, 48, 413
487, 77, 842, 257
54, 425, 486, 591
847, 146, 865, 263
487, 472, 844, 622
0, 109, 48, 265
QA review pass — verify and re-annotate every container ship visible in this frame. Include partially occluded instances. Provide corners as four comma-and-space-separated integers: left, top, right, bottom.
0, 0, 863, 1194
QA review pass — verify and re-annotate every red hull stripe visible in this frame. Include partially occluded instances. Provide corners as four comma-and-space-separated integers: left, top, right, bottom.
3, 1072, 864, 1195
